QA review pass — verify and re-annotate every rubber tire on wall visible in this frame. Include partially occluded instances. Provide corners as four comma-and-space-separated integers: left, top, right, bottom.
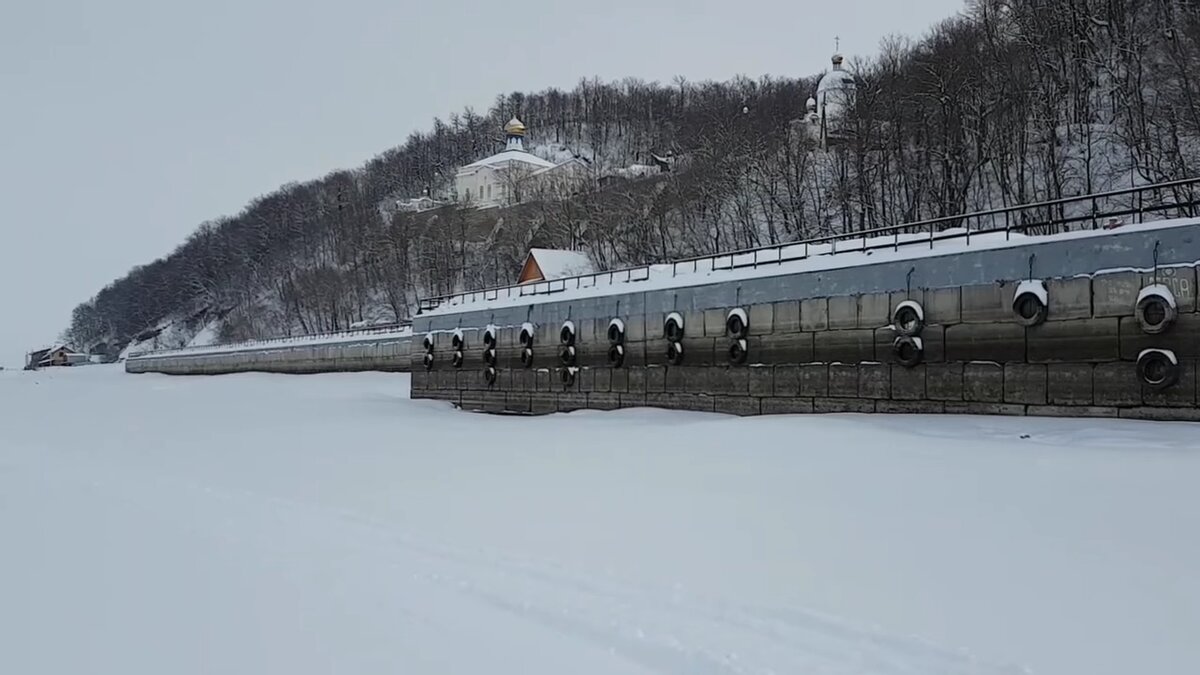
728, 338, 748, 365
520, 327, 534, 347
451, 350, 464, 368
607, 344, 625, 367
1012, 292, 1048, 327
1136, 292, 1177, 335
725, 308, 748, 339
892, 336, 923, 368
560, 368, 576, 386
664, 313, 684, 342
483, 348, 497, 366
1137, 349, 1180, 390
422, 352, 434, 370
892, 302, 925, 337
560, 321, 576, 346
666, 341, 684, 365
483, 367, 497, 385
520, 348, 534, 368
559, 345, 576, 366
607, 319, 625, 344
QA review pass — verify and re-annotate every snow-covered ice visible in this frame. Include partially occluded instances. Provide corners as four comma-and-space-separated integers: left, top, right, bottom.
1, 366, 1198, 675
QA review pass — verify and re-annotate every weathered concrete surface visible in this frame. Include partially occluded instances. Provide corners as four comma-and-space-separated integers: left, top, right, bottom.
135, 224, 1200, 421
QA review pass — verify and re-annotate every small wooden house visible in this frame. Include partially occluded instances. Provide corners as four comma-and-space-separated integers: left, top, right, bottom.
517, 248, 597, 284
25, 345, 88, 369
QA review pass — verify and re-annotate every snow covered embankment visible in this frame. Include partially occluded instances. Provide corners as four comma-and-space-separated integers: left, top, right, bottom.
1, 366, 1197, 675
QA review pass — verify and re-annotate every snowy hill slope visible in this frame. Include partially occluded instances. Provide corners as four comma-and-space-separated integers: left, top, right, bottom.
1, 367, 1197, 675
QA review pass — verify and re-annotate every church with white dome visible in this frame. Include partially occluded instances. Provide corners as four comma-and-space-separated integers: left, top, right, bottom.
801, 51, 857, 148
453, 117, 588, 208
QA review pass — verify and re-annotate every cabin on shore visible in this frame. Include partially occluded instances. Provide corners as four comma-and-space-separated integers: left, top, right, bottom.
25, 345, 89, 370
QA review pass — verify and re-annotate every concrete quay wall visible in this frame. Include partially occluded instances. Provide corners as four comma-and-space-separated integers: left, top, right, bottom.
411, 223, 1200, 421
125, 335, 413, 376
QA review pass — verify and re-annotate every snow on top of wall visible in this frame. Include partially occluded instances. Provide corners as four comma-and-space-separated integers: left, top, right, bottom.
129, 326, 413, 360
426, 217, 1200, 317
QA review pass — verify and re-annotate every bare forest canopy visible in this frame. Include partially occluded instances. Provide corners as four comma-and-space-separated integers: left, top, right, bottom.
67, 0, 1200, 352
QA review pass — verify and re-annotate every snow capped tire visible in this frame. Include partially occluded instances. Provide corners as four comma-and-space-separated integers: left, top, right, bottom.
451, 329, 464, 350
422, 333, 435, 352
607, 318, 625, 344
665, 340, 684, 365
892, 301, 925, 337
559, 320, 576, 346
483, 325, 498, 348
520, 347, 534, 368
422, 352, 434, 370
607, 344, 625, 367
727, 338, 748, 365
892, 336, 924, 368
1137, 348, 1180, 390
1136, 284, 1177, 335
725, 308, 749, 339
451, 350, 464, 368
558, 344, 576, 366
560, 367, 577, 386
482, 366, 497, 385
1012, 280, 1048, 327
519, 322, 535, 347
664, 312, 684, 342
483, 348, 497, 366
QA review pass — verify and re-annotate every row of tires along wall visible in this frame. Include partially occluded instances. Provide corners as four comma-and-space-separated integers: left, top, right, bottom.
125, 339, 412, 375
413, 266, 1200, 420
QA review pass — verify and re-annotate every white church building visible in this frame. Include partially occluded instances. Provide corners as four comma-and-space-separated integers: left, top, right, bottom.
454, 117, 588, 208
800, 51, 857, 148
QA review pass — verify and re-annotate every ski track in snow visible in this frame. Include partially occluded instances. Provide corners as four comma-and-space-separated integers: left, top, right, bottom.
3, 366, 1198, 675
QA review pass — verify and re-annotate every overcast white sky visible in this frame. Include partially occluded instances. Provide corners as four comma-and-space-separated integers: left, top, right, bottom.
0, 0, 963, 366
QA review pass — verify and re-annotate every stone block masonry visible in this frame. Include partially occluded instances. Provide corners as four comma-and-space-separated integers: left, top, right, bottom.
412, 223, 1200, 421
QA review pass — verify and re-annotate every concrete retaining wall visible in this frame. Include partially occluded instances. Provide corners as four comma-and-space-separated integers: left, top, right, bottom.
411, 223, 1200, 421
125, 335, 413, 375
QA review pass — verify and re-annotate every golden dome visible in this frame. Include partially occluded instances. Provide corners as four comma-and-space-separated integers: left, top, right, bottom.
503, 116, 527, 137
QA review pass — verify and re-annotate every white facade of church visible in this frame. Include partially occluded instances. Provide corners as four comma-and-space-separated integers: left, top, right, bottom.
453, 117, 586, 208
799, 52, 857, 148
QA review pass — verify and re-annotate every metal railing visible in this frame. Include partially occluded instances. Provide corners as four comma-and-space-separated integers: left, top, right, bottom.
416, 177, 1200, 313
